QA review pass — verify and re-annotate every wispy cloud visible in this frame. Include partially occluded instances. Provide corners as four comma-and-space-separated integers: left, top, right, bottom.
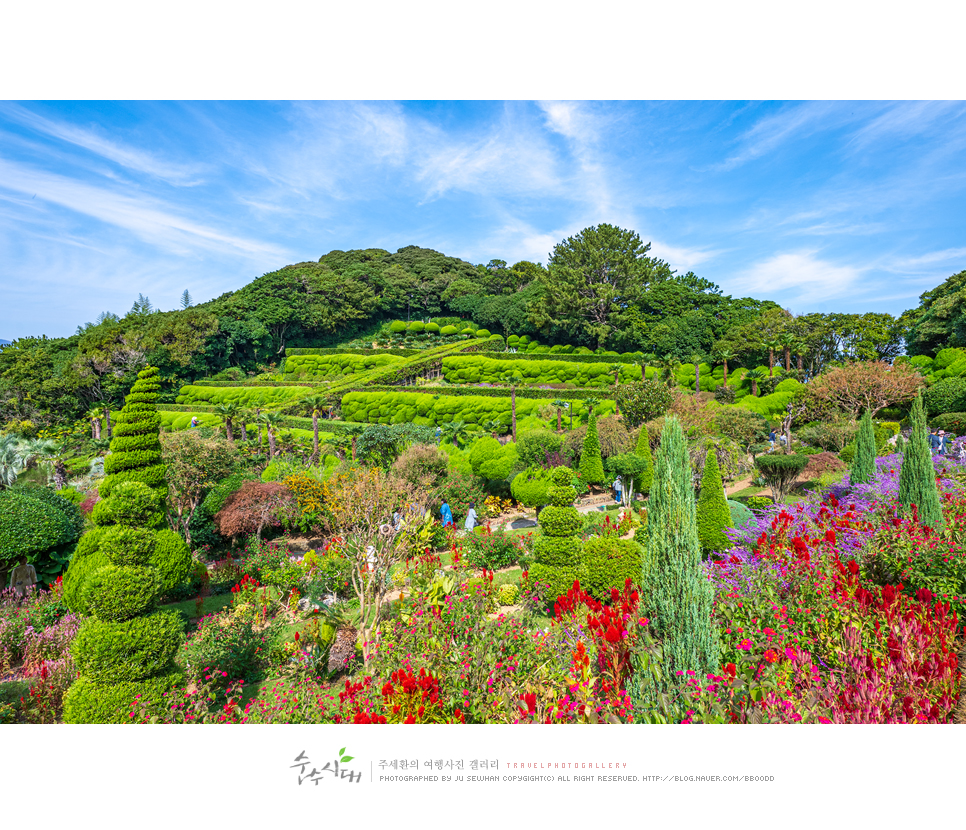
727, 251, 864, 306
0, 157, 288, 259
0, 103, 208, 184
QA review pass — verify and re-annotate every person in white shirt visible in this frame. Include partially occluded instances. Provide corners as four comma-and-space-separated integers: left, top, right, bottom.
464, 502, 478, 532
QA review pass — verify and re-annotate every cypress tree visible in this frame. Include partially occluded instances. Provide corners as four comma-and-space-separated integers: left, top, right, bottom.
634, 427, 654, 496
100, 365, 166, 503
696, 448, 734, 554
851, 409, 877, 485
579, 406, 605, 486
632, 416, 720, 706
897, 393, 944, 530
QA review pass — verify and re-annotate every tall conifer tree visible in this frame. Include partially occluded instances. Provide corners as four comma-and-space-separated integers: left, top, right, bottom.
851, 409, 877, 485
579, 407, 605, 486
898, 393, 944, 530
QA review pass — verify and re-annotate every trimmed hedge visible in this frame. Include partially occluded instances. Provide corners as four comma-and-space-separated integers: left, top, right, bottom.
340, 390, 616, 432
175, 384, 315, 407
0, 486, 84, 578
286, 347, 419, 357
336, 384, 618, 403
442, 355, 643, 386
282, 352, 406, 380
62, 669, 183, 724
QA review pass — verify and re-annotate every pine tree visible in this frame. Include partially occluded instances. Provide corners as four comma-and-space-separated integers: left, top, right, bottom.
897, 393, 944, 530
180, 289, 192, 309
851, 409, 877, 485
632, 416, 720, 705
579, 406, 605, 486
696, 448, 734, 554
634, 427, 654, 495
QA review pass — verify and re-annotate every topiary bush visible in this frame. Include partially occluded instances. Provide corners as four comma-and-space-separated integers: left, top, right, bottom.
754, 454, 809, 503
581, 536, 643, 601
578, 408, 605, 486
100, 366, 167, 502
614, 380, 673, 427
633, 427, 654, 496
510, 467, 554, 508
440, 325, 459, 337
695, 449, 734, 555
528, 467, 584, 607
923, 377, 966, 416
62, 477, 191, 723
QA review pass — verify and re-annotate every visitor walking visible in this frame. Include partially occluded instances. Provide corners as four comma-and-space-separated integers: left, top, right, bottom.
930, 429, 942, 454
939, 430, 948, 455
613, 475, 623, 505
464, 502, 478, 532
440, 500, 454, 528
769, 429, 777, 447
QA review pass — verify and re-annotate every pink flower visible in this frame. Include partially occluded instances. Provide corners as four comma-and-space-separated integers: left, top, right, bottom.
737, 638, 752, 651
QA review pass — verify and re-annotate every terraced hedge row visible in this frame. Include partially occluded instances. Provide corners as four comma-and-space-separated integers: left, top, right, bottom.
340, 390, 617, 431
336, 385, 616, 403
175, 384, 313, 407
285, 347, 419, 357
282, 352, 406, 379
734, 378, 804, 418
158, 410, 339, 446
441, 355, 648, 386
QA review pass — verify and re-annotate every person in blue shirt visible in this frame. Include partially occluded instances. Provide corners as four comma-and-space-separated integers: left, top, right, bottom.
930, 429, 942, 453
440, 500, 454, 528
464, 502, 478, 532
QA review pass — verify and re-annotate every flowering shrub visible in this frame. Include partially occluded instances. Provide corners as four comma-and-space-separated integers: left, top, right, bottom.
182, 609, 279, 686
460, 524, 528, 570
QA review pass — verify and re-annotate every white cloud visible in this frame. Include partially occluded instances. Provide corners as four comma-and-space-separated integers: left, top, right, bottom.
0, 157, 289, 259
0, 103, 208, 184
726, 251, 864, 305
647, 240, 718, 271
890, 247, 966, 271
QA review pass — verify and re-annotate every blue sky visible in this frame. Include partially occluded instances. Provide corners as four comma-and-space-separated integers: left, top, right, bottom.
2, 99, 965, 340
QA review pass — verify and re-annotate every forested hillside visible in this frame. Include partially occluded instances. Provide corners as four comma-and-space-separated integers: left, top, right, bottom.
0, 225, 953, 429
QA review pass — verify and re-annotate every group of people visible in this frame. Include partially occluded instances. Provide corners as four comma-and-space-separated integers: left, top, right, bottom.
930, 428, 955, 455
439, 500, 478, 532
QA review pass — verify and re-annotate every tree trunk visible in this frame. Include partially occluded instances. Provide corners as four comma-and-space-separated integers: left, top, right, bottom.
54, 460, 68, 490
351, 435, 357, 461
240, 421, 248, 442
641, 364, 646, 381
267, 430, 277, 458
768, 351, 774, 377
752, 380, 759, 397
104, 407, 112, 440
784, 348, 791, 372
511, 386, 517, 442
723, 361, 728, 386
797, 354, 803, 372
695, 363, 700, 398
92, 418, 101, 440
556, 409, 561, 432
226, 418, 234, 442
312, 411, 320, 460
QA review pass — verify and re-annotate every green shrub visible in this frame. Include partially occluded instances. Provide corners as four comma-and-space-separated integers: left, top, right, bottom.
462, 528, 523, 570
510, 467, 554, 508
754, 454, 809, 502
497, 583, 519, 605
744, 495, 774, 510
517, 430, 563, 467
529, 465, 583, 607
182, 612, 277, 684
100, 525, 155, 566
442, 355, 642, 387
149, 530, 192, 594
425, 322, 441, 334
409, 321, 425, 334
727, 500, 754, 530
0, 486, 84, 581
390, 320, 407, 332
63, 669, 183, 724
468, 437, 519, 480
695, 449, 734, 554
898, 393, 944, 530
615, 380, 673, 427
71, 610, 184, 684
84, 565, 160, 621
536, 505, 583, 536
634, 428, 654, 495
440, 325, 459, 336
923, 377, 966, 416
579, 409, 605, 485
581, 536, 643, 601
931, 412, 966, 433
851, 410, 877, 485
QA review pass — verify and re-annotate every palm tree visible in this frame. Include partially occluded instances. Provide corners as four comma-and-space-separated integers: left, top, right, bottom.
716, 349, 736, 387
84, 407, 103, 440
440, 420, 470, 448
236, 407, 254, 443
0, 435, 25, 488
778, 332, 796, 373
656, 355, 681, 387
745, 368, 764, 397
213, 401, 240, 442
102, 405, 113, 440
257, 411, 286, 458
483, 418, 503, 439
690, 354, 704, 398
608, 363, 622, 385
762, 338, 781, 377
585, 396, 602, 420
300, 393, 330, 460
792, 339, 807, 373
21, 438, 69, 489
637, 352, 658, 382
550, 400, 568, 433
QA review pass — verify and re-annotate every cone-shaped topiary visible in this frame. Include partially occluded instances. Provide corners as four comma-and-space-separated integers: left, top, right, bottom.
62, 480, 191, 723
633, 427, 654, 495
696, 448, 734, 554
528, 466, 585, 607
99, 365, 166, 502
579, 407, 605, 486
631, 416, 720, 705
851, 409, 877, 485
897, 393, 944, 530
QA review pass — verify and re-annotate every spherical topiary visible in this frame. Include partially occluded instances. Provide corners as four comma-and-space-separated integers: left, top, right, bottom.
581, 537, 643, 601
62, 528, 109, 614
476, 328, 491, 338
460, 327, 475, 336
0, 486, 84, 580
149, 529, 192, 595
390, 320, 407, 333
547, 485, 578, 507
510, 467, 554, 508
535, 505, 583, 537
100, 525, 156, 566
408, 321, 425, 334
425, 322, 441, 334
507, 335, 521, 348
440, 325, 459, 336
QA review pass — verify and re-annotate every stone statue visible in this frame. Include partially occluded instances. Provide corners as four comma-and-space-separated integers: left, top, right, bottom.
9, 555, 37, 598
